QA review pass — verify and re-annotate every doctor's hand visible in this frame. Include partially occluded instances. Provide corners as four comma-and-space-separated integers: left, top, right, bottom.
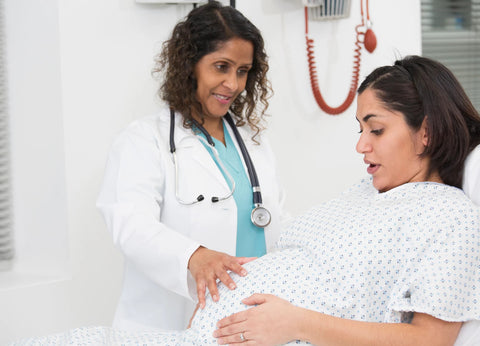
213, 293, 302, 345
188, 246, 255, 309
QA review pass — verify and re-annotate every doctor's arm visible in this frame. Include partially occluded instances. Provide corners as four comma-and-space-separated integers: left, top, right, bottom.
213, 294, 462, 345
97, 122, 248, 304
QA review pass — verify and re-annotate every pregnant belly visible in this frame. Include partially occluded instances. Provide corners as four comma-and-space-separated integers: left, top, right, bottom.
186, 247, 317, 344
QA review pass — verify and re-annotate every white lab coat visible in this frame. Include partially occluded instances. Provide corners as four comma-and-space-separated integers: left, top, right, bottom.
97, 106, 284, 331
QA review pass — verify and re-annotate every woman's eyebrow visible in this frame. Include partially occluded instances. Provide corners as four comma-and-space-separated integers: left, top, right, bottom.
215, 58, 252, 67
363, 114, 377, 122
356, 113, 377, 123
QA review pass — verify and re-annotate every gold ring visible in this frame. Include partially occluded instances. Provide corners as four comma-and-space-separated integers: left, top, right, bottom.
240, 332, 245, 341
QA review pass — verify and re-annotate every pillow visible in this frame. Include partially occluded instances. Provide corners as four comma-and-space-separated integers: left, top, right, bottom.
455, 145, 480, 346
463, 144, 480, 205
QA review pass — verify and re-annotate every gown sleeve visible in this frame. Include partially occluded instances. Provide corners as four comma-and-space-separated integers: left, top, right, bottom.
387, 192, 480, 323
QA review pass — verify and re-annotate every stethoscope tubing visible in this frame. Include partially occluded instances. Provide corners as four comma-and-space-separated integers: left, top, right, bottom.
169, 108, 271, 227
223, 114, 263, 207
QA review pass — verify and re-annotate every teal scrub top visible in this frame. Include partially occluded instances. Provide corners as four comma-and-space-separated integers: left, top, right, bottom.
197, 121, 266, 257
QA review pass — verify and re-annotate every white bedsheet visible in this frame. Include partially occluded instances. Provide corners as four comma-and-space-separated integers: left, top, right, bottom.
10, 323, 480, 346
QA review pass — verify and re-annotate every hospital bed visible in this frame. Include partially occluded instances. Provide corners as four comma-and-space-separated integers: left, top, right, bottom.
9, 146, 480, 346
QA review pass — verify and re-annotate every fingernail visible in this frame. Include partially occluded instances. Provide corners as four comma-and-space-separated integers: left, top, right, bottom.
229, 283, 236, 290
201, 303, 205, 309
213, 295, 218, 301
241, 270, 247, 276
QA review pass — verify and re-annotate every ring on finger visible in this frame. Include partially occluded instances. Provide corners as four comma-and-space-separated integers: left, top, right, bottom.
240, 332, 245, 341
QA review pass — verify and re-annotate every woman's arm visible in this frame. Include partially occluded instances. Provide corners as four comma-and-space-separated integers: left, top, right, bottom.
214, 294, 462, 346
97, 120, 248, 304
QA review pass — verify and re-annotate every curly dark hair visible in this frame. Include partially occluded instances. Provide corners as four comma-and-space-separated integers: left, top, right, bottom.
358, 55, 480, 188
153, 1, 271, 140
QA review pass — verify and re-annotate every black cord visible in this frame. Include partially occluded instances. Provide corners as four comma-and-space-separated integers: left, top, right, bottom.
223, 113, 262, 205
169, 109, 177, 153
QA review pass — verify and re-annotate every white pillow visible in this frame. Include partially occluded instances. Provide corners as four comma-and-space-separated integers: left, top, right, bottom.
455, 145, 480, 346
455, 320, 480, 346
463, 144, 480, 205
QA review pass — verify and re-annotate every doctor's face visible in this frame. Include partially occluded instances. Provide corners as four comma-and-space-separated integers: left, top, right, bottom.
355, 88, 430, 192
193, 38, 253, 122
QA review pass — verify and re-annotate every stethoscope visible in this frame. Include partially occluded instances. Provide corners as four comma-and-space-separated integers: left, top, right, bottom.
169, 108, 271, 228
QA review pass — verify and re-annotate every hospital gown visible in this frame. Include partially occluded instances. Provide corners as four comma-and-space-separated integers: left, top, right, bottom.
12, 179, 480, 345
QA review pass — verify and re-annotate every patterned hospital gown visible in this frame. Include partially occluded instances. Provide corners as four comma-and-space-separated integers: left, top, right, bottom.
13, 179, 480, 345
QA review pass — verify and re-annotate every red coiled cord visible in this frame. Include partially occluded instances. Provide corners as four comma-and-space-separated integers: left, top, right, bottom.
305, 0, 376, 115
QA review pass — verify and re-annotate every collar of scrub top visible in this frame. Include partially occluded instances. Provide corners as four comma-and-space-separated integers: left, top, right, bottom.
169, 108, 271, 228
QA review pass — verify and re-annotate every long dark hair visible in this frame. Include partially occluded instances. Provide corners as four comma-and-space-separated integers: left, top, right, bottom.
358, 55, 480, 188
153, 1, 271, 140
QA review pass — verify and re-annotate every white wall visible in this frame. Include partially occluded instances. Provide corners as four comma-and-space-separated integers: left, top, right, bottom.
0, 0, 421, 343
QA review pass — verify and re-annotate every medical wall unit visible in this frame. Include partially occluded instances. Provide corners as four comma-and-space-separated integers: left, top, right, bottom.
135, 0, 208, 3
304, 0, 376, 115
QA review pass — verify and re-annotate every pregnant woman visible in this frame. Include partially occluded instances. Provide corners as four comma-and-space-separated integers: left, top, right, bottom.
14, 56, 480, 346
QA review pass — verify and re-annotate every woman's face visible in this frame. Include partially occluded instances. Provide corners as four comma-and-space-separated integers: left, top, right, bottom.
356, 88, 431, 192
193, 37, 253, 122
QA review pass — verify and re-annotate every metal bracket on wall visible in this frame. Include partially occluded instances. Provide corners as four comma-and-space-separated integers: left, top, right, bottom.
135, 0, 208, 3
136, 0, 235, 6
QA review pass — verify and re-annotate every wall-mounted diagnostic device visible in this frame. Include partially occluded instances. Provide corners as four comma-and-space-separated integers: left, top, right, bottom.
136, 0, 208, 3
304, 0, 377, 115
135, 0, 235, 9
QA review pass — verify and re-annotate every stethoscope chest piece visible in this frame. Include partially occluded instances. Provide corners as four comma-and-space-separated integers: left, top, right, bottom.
251, 206, 271, 228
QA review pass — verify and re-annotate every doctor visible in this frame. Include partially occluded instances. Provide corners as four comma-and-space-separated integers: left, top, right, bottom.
96, 1, 284, 331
